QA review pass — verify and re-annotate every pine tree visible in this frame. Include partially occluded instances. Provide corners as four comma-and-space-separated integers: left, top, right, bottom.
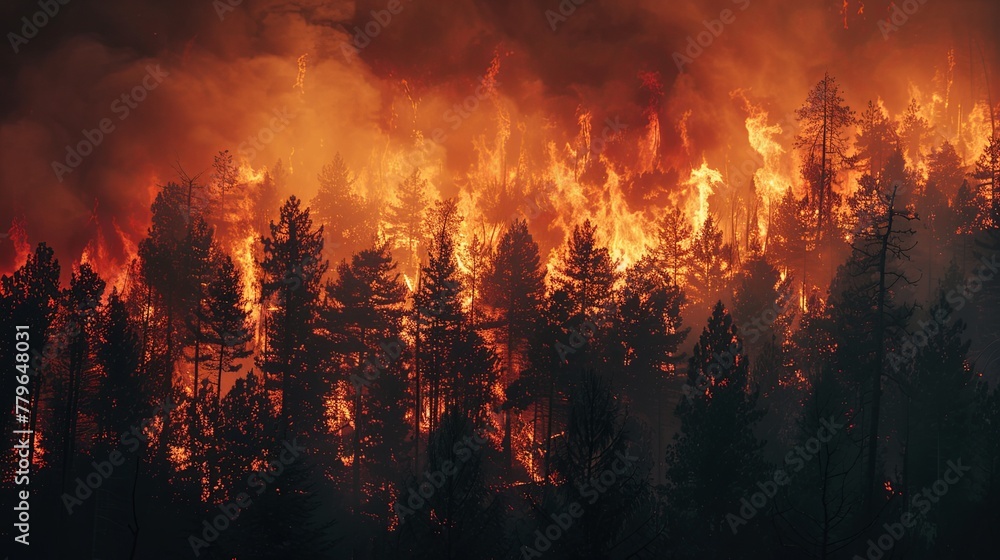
687, 214, 728, 307
0, 243, 61, 481
395, 411, 500, 560
855, 100, 898, 176
212, 149, 243, 243
831, 175, 917, 510
903, 291, 976, 498
217, 370, 276, 492
180, 376, 218, 499
199, 254, 253, 400
90, 288, 150, 560
898, 98, 932, 170
259, 196, 328, 440
413, 199, 466, 435
552, 219, 619, 324
55, 263, 106, 491
545, 371, 653, 558
768, 188, 810, 300
507, 286, 576, 480
971, 135, 1000, 226
954, 179, 987, 233
387, 169, 430, 276
614, 255, 689, 403
927, 141, 965, 195
461, 232, 491, 326
651, 204, 693, 287
252, 163, 284, 239
93, 288, 146, 447
731, 252, 794, 393
665, 302, 767, 559
310, 153, 372, 260
773, 366, 864, 558
222, 442, 340, 560
193, 253, 253, 496
324, 238, 407, 514
613, 255, 690, 485
482, 219, 545, 469
138, 183, 215, 461
794, 73, 856, 244
179, 221, 218, 450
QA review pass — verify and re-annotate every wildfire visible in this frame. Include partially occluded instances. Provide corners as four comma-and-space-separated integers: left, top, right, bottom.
683, 161, 724, 231
7, 216, 30, 270
233, 231, 260, 336
74, 201, 139, 291
741, 97, 793, 243
237, 162, 266, 185
103, 218, 139, 290
295, 53, 308, 95
638, 71, 665, 174
907, 50, 995, 169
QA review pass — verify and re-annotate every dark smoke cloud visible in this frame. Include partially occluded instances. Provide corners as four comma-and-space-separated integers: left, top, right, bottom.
1, 0, 997, 274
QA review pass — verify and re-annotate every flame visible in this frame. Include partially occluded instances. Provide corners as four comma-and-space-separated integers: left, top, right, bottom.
677, 110, 693, 156
233, 231, 260, 338
73, 200, 138, 290
634, 71, 665, 173
326, 380, 354, 466
7, 216, 30, 270
237, 162, 266, 185
106, 218, 138, 290
295, 53, 308, 95
535, 142, 651, 275
842, 0, 864, 29
639, 110, 662, 174
683, 161, 723, 231
741, 99, 793, 242
907, 50, 994, 166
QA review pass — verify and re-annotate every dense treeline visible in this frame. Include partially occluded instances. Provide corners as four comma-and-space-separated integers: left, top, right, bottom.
2, 77, 1000, 559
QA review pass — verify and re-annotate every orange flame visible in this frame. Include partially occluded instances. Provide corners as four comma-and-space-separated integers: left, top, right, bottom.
683, 161, 723, 231
8, 216, 30, 270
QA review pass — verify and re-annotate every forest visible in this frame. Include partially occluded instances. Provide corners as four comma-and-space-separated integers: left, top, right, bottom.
2, 67, 1000, 559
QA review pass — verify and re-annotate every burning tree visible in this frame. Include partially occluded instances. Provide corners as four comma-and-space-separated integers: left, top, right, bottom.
258, 196, 328, 441
795, 73, 856, 248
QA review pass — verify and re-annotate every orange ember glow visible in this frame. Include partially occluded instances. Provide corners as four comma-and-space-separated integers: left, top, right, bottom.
8, 216, 30, 271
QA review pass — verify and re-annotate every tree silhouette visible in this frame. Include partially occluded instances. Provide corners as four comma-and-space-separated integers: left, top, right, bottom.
687, 214, 728, 307
552, 219, 619, 332
652, 204, 693, 288
835, 174, 917, 510
483, 219, 545, 470
387, 169, 430, 276
665, 302, 767, 559
324, 238, 407, 515
54, 262, 105, 492
795, 73, 856, 245
259, 195, 328, 440
311, 153, 373, 261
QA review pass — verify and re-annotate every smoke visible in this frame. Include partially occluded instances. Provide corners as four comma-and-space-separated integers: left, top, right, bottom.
0, 0, 997, 274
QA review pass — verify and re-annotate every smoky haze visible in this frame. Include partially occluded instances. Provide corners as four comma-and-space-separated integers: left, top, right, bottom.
0, 0, 997, 274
